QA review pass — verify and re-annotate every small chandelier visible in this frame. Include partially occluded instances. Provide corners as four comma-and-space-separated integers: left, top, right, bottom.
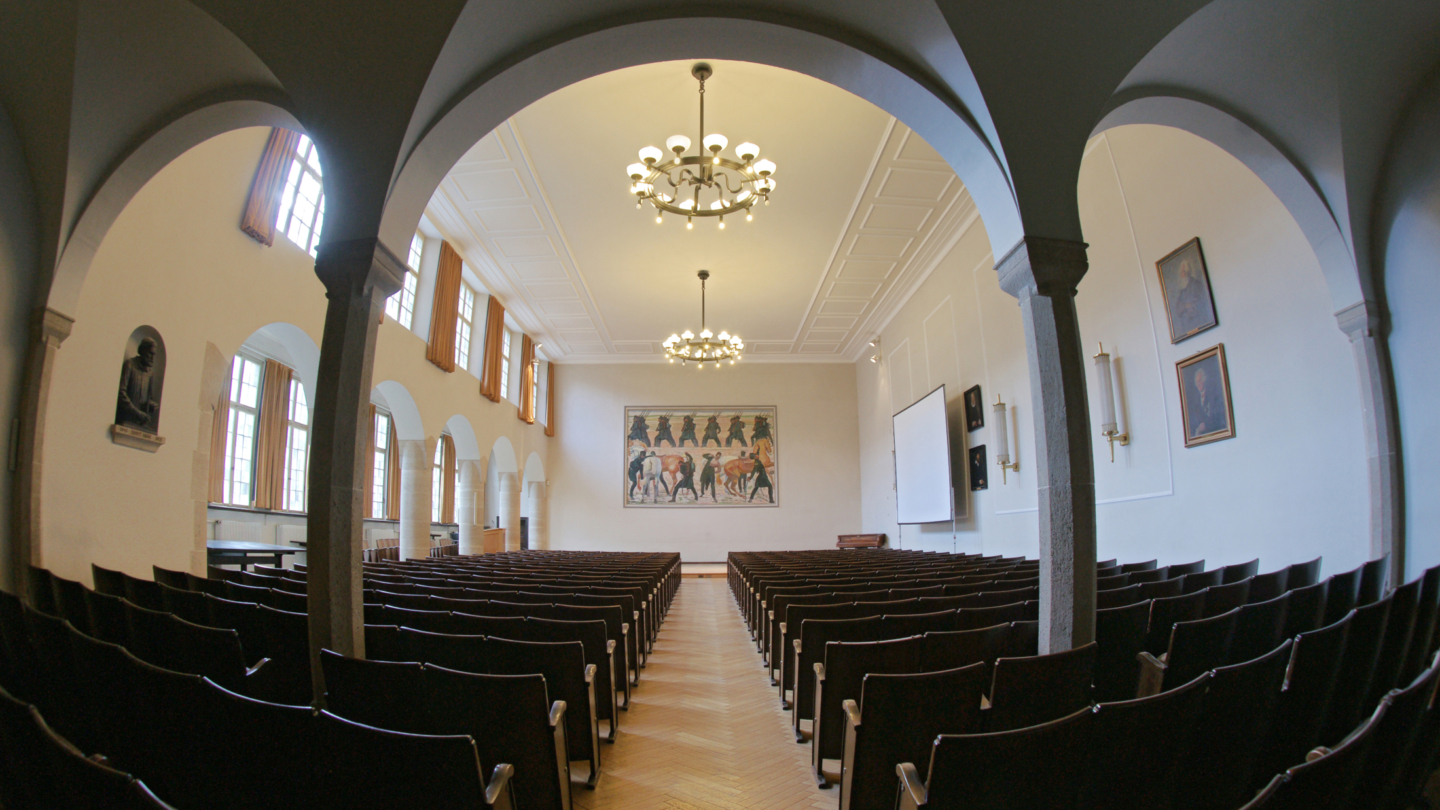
627, 63, 777, 230
664, 270, 743, 366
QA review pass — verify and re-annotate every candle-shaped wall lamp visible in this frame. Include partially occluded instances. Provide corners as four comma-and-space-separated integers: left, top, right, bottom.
1093, 342, 1130, 462
992, 395, 1020, 484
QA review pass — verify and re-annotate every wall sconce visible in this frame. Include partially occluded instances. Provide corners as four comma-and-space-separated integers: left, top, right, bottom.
992, 395, 1019, 484
1093, 343, 1129, 462
869, 337, 880, 363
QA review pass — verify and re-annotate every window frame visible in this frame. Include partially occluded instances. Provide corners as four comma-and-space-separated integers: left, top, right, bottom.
455, 280, 476, 370
221, 353, 265, 507
499, 328, 512, 401
431, 436, 446, 523
385, 233, 423, 329
372, 410, 392, 519
274, 135, 326, 257
281, 377, 310, 512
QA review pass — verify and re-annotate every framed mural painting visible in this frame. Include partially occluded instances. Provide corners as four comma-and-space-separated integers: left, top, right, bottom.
625, 406, 777, 507
1156, 237, 1219, 343
1176, 344, 1235, 447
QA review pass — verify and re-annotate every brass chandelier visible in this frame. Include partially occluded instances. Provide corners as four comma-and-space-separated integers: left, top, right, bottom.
626, 63, 777, 230
664, 270, 743, 366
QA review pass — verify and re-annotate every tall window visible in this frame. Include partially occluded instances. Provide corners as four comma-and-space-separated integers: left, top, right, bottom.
386, 232, 422, 328
222, 354, 263, 505
282, 380, 310, 512
274, 135, 326, 257
529, 357, 540, 417
372, 411, 392, 518
455, 281, 476, 369
499, 329, 512, 400
431, 438, 445, 523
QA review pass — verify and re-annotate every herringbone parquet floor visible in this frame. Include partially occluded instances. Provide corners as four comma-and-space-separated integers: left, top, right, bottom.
573, 577, 834, 810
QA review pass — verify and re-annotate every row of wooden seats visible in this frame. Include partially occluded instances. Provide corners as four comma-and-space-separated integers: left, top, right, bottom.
3, 613, 518, 810
729, 548, 1017, 613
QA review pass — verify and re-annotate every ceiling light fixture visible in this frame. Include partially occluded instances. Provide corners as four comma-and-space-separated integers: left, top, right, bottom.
663, 270, 743, 366
628, 63, 777, 229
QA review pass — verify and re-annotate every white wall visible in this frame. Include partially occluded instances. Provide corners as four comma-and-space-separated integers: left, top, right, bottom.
551, 363, 860, 560
38, 127, 549, 584
858, 124, 1370, 577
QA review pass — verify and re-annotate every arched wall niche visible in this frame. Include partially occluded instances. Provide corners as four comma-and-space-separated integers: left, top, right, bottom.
233, 322, 320, 407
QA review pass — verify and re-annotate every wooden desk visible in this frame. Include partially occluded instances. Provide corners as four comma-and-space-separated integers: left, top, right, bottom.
207, 541, 303, 570
482, 528, 506, 554
836, 533, 886, 549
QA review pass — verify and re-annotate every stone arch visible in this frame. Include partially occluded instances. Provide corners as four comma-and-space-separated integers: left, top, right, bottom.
380, 16, 1023, 256
522, 451, 545, 488
445, 415, 482, 461
234, 322, 321, 407
1091, 96, 1361, 312
372, 380, 425, 442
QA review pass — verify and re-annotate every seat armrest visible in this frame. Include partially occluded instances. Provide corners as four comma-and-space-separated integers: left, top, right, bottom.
607, 640, 617, 654
793, 639, 802, 653
484, 763, 516, 808
768, 610, 774, 621
584, 664, 597, 684
814, 662, 825, 681
622, 623, 629, 635
1136, 651, 1167, 698
244, 656, 273, 678
843, 699, 861, 730
896, 763, 928, 808
549, 700, 568, 728
779, 622, 786, 635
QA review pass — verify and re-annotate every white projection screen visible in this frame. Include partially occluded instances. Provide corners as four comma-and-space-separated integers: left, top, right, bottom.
893, 385, 953, 524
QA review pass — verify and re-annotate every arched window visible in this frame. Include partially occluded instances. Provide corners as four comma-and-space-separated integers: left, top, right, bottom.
371, 410, 392, 518
282, 380, 309, 512
455, 281, 476, 369
274, 134, 326, 257
385, 232, 423, 329
221, 353, 264, 505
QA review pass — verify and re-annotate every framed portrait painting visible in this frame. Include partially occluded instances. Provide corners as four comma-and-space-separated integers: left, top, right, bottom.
1176, 344, 1235, 447
624, 406, 777, 507
1157, 237, 1218, 343
963, 384, 984, 432
968, 445, 988, 491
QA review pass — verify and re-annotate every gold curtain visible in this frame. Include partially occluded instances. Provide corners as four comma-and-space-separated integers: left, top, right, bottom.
518, 334, 535, 424
425, 241, 463, 372
240, 128, 301, 246
252, 360, 294, 510
208, 361, 233, 503
478, 297, 506, 402
385, 419, 401, 521
363, 404, 377, 519
544, 361, 556, 438
441, 434, 456, 524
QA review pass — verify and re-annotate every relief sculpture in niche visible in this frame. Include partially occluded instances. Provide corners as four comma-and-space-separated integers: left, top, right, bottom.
110, 326, 167, 452
625, 406, 777, 507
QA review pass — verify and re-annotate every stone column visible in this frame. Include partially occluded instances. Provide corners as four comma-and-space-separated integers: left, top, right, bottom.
9, 307, 73, 602
397, 439, 429, 561
1337, 301, 1404, 587
526, 480, 548, 550
306, 237, 403, 691
499, 472, 521, 551
456, 459, 483, 554
995, 237, 1097, 654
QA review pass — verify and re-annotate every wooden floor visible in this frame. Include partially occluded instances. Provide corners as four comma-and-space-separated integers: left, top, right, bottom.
574, 577, 833, 810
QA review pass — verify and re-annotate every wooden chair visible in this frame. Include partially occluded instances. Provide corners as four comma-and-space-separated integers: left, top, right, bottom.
151, 566, 189, 590
157, 582, 209, 625
1261, 610, 1354, 778
262, 587, 307, 613
1177, 640, 1293, 810
1256, 698, 1385, 810
502, 616, 620, 740
1144, 590, 1207, 654
1138, 578, 1185, 601
840, 663, 988, 810
1248, 568, 1290, 604
881, 610, 960, 637
1097, 584, 1142, 609
812, 636, 926, 786
1367, 577, 1421, 711
486, 636, 600, 787
1167, 560, 1206, 577
1128, 567, 1170, 585
780, 603, 873, 705
1359, 554, 1391, 605
896, 706, 1095, 810
889, 585, 944, 600
1096, 573, 1131, 591
1181, 569, 1224, 594
122, 600, 258, 693
1323, 565, 1364, 626
1096, 559, 1118, 570
1121, 560, 1159, 573
793, 616, 887, 738
1322, 594, 1393, 743
1223, 559, 1261, 583
204, 594, 271, 665
920, 624, 1011, 672
90, 563, 128, 599
1094, 599, 1152, 702
955, 601, 1032, 632
1286, 557, 1323, 589
121, 574, 165, 612
941, 580, 998, 597
1354, 660, 1439, 810
1139, 608, 1239, 696
1400, 564, 1440, 684
960, 586, 1039, 608
1080, 671, 1211, 810
49, 575, 91, 635
184, 572, 228, 597
255, 605, 313, 704
1203, 578, 1252, 617
320, 650, 427, 733
1281, 580, 1328, 638
1006, 621, 1040, 658
987, 642, 1097, 732
1229, 592, 1291, 665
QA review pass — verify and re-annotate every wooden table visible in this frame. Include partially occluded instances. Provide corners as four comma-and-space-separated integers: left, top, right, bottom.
207, 541, 303, 570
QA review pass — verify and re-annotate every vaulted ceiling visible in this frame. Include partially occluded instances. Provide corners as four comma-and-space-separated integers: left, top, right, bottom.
424, 60, 979, 364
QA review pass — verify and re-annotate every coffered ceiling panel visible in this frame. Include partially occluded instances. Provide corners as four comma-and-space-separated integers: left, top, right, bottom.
424, 60, 979, 363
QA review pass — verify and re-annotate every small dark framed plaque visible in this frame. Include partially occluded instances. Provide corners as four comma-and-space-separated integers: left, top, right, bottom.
968, 445, 988, 491
963, 385, 984, 432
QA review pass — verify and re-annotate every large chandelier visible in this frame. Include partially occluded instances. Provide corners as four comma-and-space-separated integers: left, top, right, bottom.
664, 270, 743, 366
626, 63, 778, 230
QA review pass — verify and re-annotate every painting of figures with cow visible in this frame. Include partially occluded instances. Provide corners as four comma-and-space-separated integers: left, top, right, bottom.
624, 406, 777, 507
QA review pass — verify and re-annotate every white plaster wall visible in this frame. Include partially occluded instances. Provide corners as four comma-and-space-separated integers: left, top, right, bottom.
858, 124, 1370, 578
551, 363, 860, 560
38, 127, 549, 583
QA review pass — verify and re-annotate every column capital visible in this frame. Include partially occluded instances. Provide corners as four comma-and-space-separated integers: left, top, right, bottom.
1336, 299, 1388, 341
996, 236, 1090, 300
314, 237, 405, 301
35, 307, 74, 346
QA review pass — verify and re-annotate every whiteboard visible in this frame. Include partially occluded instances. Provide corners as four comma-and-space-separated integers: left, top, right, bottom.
893, 385, 953, 524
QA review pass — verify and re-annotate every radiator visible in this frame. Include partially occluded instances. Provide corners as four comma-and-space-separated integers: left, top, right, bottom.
213, 520, 264, 545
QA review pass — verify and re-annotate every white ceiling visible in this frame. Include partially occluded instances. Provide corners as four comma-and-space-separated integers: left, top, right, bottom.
424, 59, 979, 363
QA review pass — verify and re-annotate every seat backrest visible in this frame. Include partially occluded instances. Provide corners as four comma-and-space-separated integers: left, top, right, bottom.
1181, 639, 1293, 810
1203, 578, 1252, 618
1359, 554, 1391, 606
1097, 584, 1142, 610
91, 564, 128, 598
956, 601, 1030, 631
319, 650, 426, 734
1094, 599, 1153, 703
50, 575, 91, 635
161, 615, 250, 692
1230, 592, 1291, 666
988, 642, 1098, 733
1138, 578, 1185, 601
921, 624, 1012, 672
1121, 560, 1159, 573
882, 610, 959, 637
925, 706, 1096, 810
158, 582, 209, 625
794, 616, 887, 720
1007, 620, 1040, 658
888, 585, 944, 600
1324, 565, 1365, 626
963, 586, 1040, 608
395, 627, 489, 673
316, 709, 495, 810
816, 636, 926, 759
1223, 559, 1261, 584
1081, 671, 1211, 810
1356, 660, 1439, 809
1273, 698, 1385, 810
1097, 573, 1132, 591
151, 566, 189, 590
1263, 610, 1354, 778
184, 573, 228, 598
204, 594, 270, 664
846, 662, 989, 810
1181, 569, 1224, 594
1368, 577, 1422, 710
1401, 564, 1440, 686
223, 580, 269, 604
1282, 580, 1329, 638
1248, 568, 1290, 604
122, 575, 165, 612
82, 588, 130, 646
1163, 608, 1240, 691
255, 606, 312, 704
1145, 590, 1207, 653
1322, 594, 1393, 742
1286, 557, 1323, 589
262, 588, 307, 613
1127, 567, 1170, 585
942, 580, 999, 597
1168, 560, 1206, 577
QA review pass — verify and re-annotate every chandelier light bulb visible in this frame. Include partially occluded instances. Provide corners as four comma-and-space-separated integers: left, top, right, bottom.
679, 199, 695, 210
757, 177, 776, 193
718, 218, 725, 229
656, 214, 663, 224
682, 330, 694, 340
703, 133, 728, 154
639, 145, 663, 164
669, 334, 680, 343
667, 135, 691, 154
753, 158, 776, 177
736, 142, 759, 161
710, 199, 727, 210
746, 212, 753, 222
627, 163, 648, 180
686, 218, 693, 229
700, 329, 713, 339
718, 332, 729, 341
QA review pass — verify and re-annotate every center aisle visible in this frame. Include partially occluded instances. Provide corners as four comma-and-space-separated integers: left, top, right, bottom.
576, 576, 833, 810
